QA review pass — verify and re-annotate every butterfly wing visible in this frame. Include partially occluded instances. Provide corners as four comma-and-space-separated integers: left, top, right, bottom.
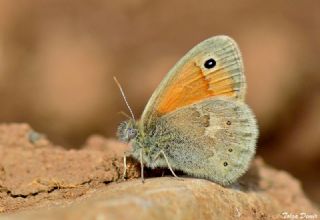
155, 97, 258, 185
141, 35, 246, 129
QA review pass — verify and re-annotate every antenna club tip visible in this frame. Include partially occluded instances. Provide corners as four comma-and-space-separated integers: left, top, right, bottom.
113, 76, 120, 86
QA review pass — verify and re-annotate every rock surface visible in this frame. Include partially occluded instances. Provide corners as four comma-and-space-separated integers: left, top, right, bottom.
0, 124, 318, 219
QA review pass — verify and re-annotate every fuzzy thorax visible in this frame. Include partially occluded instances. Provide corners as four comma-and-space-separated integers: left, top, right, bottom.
117, 119, 166, 167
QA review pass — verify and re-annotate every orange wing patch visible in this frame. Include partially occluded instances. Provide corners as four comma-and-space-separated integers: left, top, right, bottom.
156, 60, 236, 115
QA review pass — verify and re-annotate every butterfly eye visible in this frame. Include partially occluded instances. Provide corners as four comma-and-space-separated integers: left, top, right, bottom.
204, 58, 216, 69
128, 128, 137, 139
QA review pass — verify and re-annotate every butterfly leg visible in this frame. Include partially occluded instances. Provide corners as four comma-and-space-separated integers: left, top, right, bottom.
122, 154, 127, 180
140, 148, 145, 183
122, 150, 132, 180
160, 150, 179, 178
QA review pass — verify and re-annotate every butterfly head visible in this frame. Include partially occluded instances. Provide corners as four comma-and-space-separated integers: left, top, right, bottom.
117, 119, 138, 143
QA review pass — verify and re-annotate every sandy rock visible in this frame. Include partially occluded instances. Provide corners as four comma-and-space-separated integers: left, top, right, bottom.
0, 124, 318, 219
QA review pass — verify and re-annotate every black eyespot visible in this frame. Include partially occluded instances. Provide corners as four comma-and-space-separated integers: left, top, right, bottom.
228, 148, 233, 152
204, 58, 216, 69
223, 162, 228, 167
226, 121, 232, 125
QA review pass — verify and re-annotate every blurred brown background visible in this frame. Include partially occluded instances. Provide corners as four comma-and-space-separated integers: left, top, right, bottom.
0, 0, 319, 205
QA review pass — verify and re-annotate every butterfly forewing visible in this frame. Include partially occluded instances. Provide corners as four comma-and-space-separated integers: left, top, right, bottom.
141, 36, 246, 129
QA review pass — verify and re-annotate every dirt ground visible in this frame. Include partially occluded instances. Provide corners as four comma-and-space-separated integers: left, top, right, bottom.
0, 123, 318, 219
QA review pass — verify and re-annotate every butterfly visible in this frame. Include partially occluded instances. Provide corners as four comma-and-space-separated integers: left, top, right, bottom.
116, 35, 258, 185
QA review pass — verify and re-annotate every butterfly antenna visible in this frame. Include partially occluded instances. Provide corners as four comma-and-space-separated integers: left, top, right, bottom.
118, 111, 131, 119
113, 76, 136, 121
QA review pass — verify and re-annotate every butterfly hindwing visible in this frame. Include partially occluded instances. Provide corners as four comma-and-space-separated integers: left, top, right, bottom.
153, 97, 258, 185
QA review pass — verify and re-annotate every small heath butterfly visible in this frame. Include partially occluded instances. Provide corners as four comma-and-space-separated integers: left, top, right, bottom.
116, 35, 258, 185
